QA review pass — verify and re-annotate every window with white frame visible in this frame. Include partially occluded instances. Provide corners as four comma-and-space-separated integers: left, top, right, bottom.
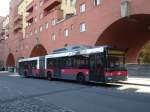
40, 1, 43, 6
34, 17, 37, 23
121, 0, 129, 17
35, 29, 38, 34
70, 0, 75, 6
80, 3, 86, 13
94, 0, 101, 6
71, 24, 74, 30
40, 26, 43, 32
45, 22, 49, 29
80, 23, 86, 32
39, 13, 43, 19
51, 33, 56, 41
64, 29, 69, 37
51, 19, 56, 26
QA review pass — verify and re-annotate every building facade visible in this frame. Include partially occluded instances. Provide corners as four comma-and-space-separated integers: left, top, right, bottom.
0, 16, 5, 68
1, 0, 150, 68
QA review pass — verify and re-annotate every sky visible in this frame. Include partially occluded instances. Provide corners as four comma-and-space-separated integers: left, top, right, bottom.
0, 0, 11, 17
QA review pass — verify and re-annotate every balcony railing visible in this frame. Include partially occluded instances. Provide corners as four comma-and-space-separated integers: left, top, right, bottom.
5, 31, 9, 37
26, 13, 34, 23
0, 29, 5, 36
14, 14, 22, 23
14, 23, 22, 32
0, 36, 5, 41
26, 1, 34, 12
43, 0, 61, 11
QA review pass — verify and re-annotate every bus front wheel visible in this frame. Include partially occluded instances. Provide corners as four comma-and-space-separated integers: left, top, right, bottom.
77, 73, 85, 83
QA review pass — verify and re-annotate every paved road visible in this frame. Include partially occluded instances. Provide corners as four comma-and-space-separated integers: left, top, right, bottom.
0, 73, 150, 112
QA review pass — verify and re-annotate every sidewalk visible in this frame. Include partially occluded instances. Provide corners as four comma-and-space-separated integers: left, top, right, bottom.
120, 77, 150, 86
0, 71, 9, 73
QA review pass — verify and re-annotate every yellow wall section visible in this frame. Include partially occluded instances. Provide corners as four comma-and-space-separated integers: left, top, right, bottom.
61, 0, 76, 17
17, 0, 76, 38
18, 0, 33, 38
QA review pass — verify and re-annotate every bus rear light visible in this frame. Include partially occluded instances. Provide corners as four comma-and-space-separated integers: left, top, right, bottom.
61, 69, 65, 73
86, 71, 89, 75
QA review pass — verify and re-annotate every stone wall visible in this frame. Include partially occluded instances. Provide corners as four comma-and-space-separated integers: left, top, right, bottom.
127, 64, 150, 78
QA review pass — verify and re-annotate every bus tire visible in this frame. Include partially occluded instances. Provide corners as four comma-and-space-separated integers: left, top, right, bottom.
24, 71, 28, 78
77, 73, 85, 83
47, 71, 52, 81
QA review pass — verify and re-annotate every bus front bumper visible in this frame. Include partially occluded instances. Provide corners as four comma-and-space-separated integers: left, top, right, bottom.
105, 76, 128, 83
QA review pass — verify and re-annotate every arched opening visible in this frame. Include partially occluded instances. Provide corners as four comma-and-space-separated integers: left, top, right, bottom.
96, 14, 150, 63
6, 53, 15, 67
138, 41, 150, 64
30, 44, 48, 57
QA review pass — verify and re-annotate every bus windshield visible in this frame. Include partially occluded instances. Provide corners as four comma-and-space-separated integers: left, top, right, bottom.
107, 55, 126, 71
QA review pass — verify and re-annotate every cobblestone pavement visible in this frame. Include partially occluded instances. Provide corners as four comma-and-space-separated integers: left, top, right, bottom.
0, 98, 75, 112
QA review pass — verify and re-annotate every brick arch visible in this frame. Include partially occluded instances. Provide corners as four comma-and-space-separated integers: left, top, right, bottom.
96, 14, 150, 63
6, 53, 15, 67
137, 41, 150, 62
30, 44, 48, 57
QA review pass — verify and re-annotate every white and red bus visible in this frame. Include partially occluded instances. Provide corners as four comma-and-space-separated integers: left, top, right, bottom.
45, 46, 128, 83
18, 56, 45, 78
18, 45, 128, 83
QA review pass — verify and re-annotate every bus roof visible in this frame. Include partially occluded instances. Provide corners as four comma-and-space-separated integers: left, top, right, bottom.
18, 57, 40, 62
45, 46, 106, 59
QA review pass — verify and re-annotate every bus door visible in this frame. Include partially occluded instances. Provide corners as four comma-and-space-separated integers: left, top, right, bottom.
30, 60, 37, 76
18, 62, 22, 75
28, 61, 33, 76
89, 54, 104, 81
54, 58, 61, 78
39, 58, 45, 77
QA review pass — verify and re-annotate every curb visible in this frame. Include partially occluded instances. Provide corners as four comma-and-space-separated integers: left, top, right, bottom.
118, 81, 150, 87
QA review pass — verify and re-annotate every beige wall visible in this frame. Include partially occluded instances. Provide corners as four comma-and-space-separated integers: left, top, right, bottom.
2, 16, 9, 28
18, 0, 33, 38
61, 0, 76, 18
2, 16, 9, 40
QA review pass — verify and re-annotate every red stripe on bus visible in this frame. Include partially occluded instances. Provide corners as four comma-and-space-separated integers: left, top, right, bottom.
61, 69, 89, 76
105, 71, 128, 77
32, 68, 39, 75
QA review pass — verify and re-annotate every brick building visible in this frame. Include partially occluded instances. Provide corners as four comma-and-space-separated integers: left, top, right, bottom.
0, 0, 150, 68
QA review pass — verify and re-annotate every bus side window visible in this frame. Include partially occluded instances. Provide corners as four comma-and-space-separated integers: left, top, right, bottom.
65, 58, 72, 68
77, 56, 89, 69
96, 55, 103, 66
24, 62, 28, 69
48, 59, 56, 69
96, 55, 104, 74
90, 55, 95, 71
31, 61, 36, 68
76, 59, 80, 68
56, 58, 65, 68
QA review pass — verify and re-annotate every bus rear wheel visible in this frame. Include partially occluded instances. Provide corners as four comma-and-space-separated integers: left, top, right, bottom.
47, 72, 52, 81
77, 73, 85, 83
24, 71, 28, 78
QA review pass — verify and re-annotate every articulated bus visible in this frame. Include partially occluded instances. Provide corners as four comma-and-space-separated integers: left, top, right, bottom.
18, 57, 45, 78
18, 46, 128, 83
